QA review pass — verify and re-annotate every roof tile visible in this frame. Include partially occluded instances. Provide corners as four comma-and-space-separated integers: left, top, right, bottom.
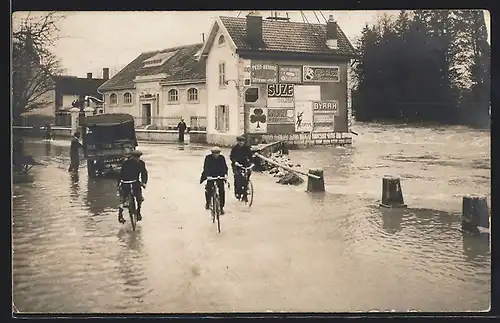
99, 43, 205, 91
219, 16, 356, 57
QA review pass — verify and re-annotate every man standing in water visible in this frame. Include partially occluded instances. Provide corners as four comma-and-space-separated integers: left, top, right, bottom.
68, 132, 83, 172
176, 118, 187, 143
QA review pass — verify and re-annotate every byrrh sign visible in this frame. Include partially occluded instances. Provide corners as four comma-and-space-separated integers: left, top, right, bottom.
313, 101, 339, 115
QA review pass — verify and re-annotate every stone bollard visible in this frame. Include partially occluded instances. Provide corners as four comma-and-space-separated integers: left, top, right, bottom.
461, 195, 489, 234
380, 175, 407, 208
306, 168, 325, 193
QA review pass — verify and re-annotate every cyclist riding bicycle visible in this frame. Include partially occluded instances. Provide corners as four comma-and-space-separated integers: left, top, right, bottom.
230, 135, 253, 201
200, 146, 228, 215
117, 150, 148, 224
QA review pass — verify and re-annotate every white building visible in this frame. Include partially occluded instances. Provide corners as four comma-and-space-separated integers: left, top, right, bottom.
98, 44, 207, 129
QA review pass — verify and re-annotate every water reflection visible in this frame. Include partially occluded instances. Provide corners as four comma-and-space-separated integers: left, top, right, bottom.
462, 232, 490, 265
85, 178, 119, 216
69, 172, 80, 200
44, 141, 51, 156
117, 227, 149, 305
380, 207, 404, 234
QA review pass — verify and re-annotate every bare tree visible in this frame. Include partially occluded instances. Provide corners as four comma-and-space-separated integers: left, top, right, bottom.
12, 12, 65, 124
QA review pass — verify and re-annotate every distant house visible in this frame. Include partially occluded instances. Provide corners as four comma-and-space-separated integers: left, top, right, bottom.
198, 13, 357, 146
98, 44, 206, 129
21, 69, 109, 126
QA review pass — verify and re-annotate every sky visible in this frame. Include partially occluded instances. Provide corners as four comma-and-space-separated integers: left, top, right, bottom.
12, 10, 491, 79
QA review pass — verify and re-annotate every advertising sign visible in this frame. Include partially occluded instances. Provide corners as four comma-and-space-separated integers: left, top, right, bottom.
242, 59, 252, 86
295, 101, 313, 132
267, 97, 295, 108
251, 64, 278, 83
313, 100, 339, 115
294, 85, 321, 101
267, 84, 294, 97
268, 108, 294, 124
248, 107, 268, 133
279, 66, 302, 83
303, 66, 340, 82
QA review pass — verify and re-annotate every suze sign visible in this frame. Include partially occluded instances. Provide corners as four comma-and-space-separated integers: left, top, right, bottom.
267, 84, 294, 97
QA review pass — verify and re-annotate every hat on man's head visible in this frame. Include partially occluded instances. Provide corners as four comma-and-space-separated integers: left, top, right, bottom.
129, 150, 143, 156
74, 132, 80, 136
236, 135, 245, 141
211, 146, 221, 153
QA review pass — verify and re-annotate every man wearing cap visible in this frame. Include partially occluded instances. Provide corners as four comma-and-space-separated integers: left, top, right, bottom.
68, 132, 83, 172
117, 150, 148, 224
200, 147, 228, 214
230, 135, 253, 201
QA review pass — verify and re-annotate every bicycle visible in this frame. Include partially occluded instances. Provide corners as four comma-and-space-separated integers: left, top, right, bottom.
119, 180, 144, 231
206, 176, 228, 233
236, 163, 255, 207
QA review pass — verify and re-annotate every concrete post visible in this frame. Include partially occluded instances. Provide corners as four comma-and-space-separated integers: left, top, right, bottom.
462, 195, 489, 234
306, 168, 325, 192
380, 175, 407, 208
70, 107, 80, 135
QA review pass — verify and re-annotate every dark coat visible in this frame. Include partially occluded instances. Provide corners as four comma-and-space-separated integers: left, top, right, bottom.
200, 154, 228, 183
177, 121, 187, 133
230, 144, 253, 166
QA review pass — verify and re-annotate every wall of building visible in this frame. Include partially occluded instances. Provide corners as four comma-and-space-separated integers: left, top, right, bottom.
241, 58, 349, 135
206, 26, 240, 146
161, 83, 207, 120
103, 89, 137, 117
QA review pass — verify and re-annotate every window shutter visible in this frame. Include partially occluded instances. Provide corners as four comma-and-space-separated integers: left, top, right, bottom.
215, 105, 219, 130
224, 105, 229, 131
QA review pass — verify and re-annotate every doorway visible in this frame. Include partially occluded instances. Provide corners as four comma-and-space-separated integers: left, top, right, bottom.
142, 103, 152, 125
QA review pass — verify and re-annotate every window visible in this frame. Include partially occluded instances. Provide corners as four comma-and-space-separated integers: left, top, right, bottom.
219, 62, 226, 87
110, 93, 117, 105
124, 92, 132, 104
215, 105, 230, 132
168, 89, 179, 102
187, 88, 199, 101
245, 88, 259, 103
218, 35, 225, 45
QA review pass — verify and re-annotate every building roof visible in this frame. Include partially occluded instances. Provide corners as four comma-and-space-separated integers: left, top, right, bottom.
99, 43, 205, 92
52, 75, 105, 99
218, 16, 356, 57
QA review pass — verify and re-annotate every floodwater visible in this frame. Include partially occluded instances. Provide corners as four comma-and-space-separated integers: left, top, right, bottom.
12, 123, 491, 313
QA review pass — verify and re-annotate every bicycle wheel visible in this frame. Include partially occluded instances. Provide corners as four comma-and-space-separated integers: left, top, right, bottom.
214, 195, 221, 233
245, 180, 254, 207
128, 192, 137, 231
211, 195, 216, 223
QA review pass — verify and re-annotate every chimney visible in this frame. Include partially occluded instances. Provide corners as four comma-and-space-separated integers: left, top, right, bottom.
246, 11, 263, 48
87, 72, 93, 79
102, 68, 109, 80
326, 15, 338, 49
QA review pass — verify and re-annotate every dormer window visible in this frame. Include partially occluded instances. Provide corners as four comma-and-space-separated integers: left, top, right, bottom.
143, 51, 177, 68
218, 35, 225, 45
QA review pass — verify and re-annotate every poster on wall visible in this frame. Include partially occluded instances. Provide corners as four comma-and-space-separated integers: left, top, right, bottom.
268, 108, 295, 124
279, 66, 302, 83
267, 83, 295, 107
303, 66, 340, 82
294, 85, 321, 101
242, 59, 252, 86
295, 101, 313, 132
248, 107, 268, 133
313, 100, 339, 115
251, 64, 278, 83
312, 100, 338, 132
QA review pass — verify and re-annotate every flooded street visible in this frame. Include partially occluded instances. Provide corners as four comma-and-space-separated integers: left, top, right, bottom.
12, 123, 490, 313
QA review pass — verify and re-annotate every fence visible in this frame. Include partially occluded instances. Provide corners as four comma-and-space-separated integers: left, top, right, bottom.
133, 116, 207, 131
